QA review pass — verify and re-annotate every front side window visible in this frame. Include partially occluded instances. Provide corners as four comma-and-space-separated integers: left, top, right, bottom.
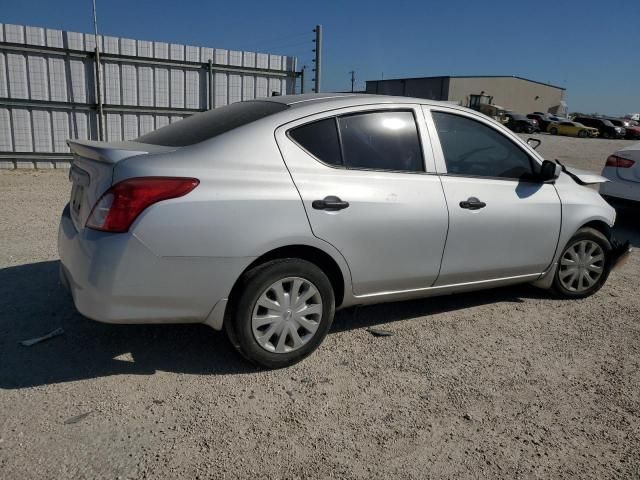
338, 111, 423, 172
432, 111, 534, 180
289, 110, 424, 173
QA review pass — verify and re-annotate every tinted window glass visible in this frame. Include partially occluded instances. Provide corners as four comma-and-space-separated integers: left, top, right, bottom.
433, 111, 533, 179
338, 111, 423, 172
137, 101, 288, 146
289, 118, 342, 166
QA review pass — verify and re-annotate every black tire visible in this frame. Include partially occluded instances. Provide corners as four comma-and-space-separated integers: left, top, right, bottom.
550, 127, 558, 135
578, 130, 588, 138
602, 131, 611, 139
552, 227, 612, 299
225, 258, 335, 369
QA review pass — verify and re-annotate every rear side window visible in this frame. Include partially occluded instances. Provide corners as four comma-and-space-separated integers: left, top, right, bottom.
289, 118, 342, 166
338, 111, 423, 172
289, 110, 424, 173
433, 111, 533, 180
137, 100, 288, 146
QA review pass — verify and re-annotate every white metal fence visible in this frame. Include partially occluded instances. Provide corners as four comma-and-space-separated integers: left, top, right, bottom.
0, 23, 299, 168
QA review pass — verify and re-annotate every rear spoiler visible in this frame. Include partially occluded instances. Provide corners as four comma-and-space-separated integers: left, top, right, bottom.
555, 159, 608, 185
67, 139, 175, 164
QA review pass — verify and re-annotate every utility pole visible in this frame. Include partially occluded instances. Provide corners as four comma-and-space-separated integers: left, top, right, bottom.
349, 70, 355, 92
312, 25, 322, 93
300, 65, 306, 94
92, 0, 104, 141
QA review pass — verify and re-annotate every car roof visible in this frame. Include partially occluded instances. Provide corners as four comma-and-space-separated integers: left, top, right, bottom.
264, 93, 456, 110
256, 93, 486, 123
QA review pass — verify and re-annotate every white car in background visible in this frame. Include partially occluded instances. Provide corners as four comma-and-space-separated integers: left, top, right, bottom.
600, 142, 640, 203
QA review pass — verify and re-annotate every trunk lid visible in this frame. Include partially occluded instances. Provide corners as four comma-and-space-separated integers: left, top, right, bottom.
67, 139, 176, 231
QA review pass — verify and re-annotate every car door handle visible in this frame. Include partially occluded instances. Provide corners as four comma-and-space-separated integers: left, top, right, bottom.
459, 197, 486, 210
312, 196, 350, 211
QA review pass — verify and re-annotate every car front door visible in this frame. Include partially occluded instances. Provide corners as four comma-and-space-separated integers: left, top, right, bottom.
423, 106, 561, 285
276, 105, 449, 297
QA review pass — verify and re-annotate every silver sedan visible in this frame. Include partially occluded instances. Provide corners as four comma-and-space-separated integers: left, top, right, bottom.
58, 94, 629, 368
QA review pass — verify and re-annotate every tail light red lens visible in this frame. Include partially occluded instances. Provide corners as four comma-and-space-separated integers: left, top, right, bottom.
605, 155, 635, 168
86, 177, 199, 233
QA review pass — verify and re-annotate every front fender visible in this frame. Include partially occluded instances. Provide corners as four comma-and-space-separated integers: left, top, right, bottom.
533, 176, 616, 289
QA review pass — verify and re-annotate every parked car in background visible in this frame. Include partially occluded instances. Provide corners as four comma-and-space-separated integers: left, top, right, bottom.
58, 94, 626, 368
607, 118, 640, 140
548, 121, 599, 138
527, 113, 554, 132
505, 113, 539, 133
600, 142, 640, 203
573, 116, 626, 139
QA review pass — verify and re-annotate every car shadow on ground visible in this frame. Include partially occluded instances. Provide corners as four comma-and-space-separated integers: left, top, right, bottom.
1, 206, 637, 389
611, 204, 640, 248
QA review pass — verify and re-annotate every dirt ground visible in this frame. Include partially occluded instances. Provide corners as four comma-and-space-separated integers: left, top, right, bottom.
1, 135, 639, 479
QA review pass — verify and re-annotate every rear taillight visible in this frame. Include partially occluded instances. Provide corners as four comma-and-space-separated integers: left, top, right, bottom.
605, 155, 635, 168
86, 177, 199, 233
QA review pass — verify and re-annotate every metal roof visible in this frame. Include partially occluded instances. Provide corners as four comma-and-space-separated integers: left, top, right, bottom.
367, 75, 565, 91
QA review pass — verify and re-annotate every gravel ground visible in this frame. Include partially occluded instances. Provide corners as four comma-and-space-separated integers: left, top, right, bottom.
518, 133, 637, 172
1, 135, 639, 479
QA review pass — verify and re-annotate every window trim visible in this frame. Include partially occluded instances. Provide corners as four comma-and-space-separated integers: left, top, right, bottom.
424, 106, 543, 183
286, 108, 429, 175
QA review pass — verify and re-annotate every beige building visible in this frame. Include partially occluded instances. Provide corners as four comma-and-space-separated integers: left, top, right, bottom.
366, 75, 566, 115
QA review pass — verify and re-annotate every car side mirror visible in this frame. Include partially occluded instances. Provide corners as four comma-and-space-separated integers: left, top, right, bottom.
540, 159, 561, 181
527, 138, 541, 150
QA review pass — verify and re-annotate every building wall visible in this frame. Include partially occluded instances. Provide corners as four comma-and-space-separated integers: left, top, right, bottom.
0, 23, 298, 168
447, 77, 564, 114
366, 77, 449, 101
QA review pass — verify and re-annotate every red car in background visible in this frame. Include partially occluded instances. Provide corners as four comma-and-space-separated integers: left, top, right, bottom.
608, 118, 640, 140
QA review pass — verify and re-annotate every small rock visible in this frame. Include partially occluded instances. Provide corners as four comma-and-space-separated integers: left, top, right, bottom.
64, 411, 93, 425
366, 327, 394, 337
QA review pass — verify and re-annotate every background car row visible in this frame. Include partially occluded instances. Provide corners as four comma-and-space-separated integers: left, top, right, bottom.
520, 113, 638, 139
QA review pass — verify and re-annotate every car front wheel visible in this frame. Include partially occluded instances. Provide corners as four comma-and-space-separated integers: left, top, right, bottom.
550, 127, 558, 135
225, 259, 335, 368
552, 227, 612, 298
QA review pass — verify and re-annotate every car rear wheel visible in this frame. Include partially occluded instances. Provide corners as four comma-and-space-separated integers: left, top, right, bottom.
225, 259, 335, 368
549, 127, 558, 135
578, 130, 588, 138
552, 227, 612, 299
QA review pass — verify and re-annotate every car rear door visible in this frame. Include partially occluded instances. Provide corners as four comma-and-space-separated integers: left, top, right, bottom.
275, 104, 449, 297
423, 106, 561, 285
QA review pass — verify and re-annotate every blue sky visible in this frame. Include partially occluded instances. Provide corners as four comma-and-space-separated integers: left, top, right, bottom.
3, 0, 638, 114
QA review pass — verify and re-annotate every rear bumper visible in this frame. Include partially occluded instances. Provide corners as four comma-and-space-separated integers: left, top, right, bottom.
599, 169, 640, 202
57, 204, 251, 329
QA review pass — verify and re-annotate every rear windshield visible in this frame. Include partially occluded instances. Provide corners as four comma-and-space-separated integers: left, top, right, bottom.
137, 101, 289, 146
